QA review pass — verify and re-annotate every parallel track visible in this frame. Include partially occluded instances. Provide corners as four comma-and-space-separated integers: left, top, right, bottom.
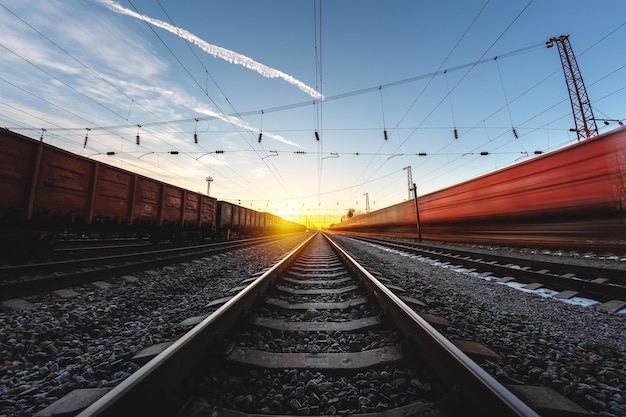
0, 234, 301, 301
77, 232, 538, 417
342, 234, 626, 305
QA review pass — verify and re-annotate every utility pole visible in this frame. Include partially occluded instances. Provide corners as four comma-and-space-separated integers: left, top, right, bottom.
403, 166, 414, 199
205, 176, 214, 196
364, 193, 370, 213
412, 183, 422, 242
547, 35, 598, 141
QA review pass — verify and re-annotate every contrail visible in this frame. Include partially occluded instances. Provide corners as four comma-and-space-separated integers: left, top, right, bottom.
194, 104, 302, 148
97, 0, 323, 100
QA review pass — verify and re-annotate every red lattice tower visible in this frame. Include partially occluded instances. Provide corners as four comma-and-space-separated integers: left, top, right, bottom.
547, 35, 598, 141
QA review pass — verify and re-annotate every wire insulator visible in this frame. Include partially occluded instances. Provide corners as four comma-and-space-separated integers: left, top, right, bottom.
136, 134, 140, 145
258, 132, 263, 143
480, 151, 489, 156
534, 150, 543, 155
215, 150, 224, 154
454, 128, 459, 139
384, 130, 388, 140
84, 136, 88, 148
314, 131, 320, 141
512, 128, 519, 139
194, 133, 198, 144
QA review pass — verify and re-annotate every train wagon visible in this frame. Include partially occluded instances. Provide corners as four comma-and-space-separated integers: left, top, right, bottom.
0, 128, 217, 256
215, 200, 306, 239
331, 126, 626, 245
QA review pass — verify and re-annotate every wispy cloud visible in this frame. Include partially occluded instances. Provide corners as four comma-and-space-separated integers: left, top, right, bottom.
97, 0, 323, 100
103, 76, 303, 148
192, 103, 302, 148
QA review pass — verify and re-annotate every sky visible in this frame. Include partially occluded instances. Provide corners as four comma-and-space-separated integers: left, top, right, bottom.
0, 1, 624, 228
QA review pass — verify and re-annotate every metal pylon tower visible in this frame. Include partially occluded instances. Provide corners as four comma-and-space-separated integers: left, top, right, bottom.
547, 35, 598, 141
403, 166, 414, 199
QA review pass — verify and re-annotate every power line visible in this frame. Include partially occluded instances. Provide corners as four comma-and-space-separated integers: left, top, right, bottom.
14, 42, 547, 134
128, 0, 292, 200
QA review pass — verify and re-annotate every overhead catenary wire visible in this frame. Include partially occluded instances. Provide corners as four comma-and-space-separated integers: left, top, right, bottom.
379, 86, 388, 140
1, 2, 623, 220
0, 1, 233, 186
352, 0, 537, 210
338, 0, 493, 211
444, 70, 458, 140
313, 0, 324, 213
129, 0, 293, 200
0, 3, 167, 124
9, 42, 549, 136
494, 56, 522, 141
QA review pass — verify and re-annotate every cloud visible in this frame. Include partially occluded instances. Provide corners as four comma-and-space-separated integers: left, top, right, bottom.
192, 103, 302, 148
97, 0, 323, 100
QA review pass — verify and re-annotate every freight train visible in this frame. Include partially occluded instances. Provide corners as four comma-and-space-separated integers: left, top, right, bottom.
0, 128, 305, 260
330, 126, 626, 246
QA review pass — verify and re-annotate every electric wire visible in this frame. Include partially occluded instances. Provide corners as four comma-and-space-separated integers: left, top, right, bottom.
1, 2, 623, 220
153, 0, 295, 199
339, 0, 492, 211
6, 42, 548, 135
128, 0, 292, 200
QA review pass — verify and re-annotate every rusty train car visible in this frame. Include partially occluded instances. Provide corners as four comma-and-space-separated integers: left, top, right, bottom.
330, 126, 626, 246
0, 128, 305, 259
215, 201, 302, 240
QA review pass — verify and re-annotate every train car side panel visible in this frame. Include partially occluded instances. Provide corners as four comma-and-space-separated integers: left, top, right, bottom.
257, 212, 263, 230
0, 131, 38, 221
245, 207, 251, 229
420, 127, 625, 225
93, 165, 132, 221
34, 146, 94, 220
232, 205, 241, 231
251, 210, 258, 230
607, 129, 626, 211
200, 195, 217, 231
217, 201, 232, 230
161, 185, 183, 225
183, 191, 200, 226
132, 177, 161, 225
331, 126, 626, 244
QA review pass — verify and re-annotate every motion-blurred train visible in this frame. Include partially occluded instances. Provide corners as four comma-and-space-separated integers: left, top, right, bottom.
0, 128, 305, 259
330, 126, 626, 247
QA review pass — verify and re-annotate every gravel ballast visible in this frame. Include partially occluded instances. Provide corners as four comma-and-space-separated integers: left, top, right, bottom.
1, 233, 624, 416
331, 235, 625, 417
0, 236, 307, 417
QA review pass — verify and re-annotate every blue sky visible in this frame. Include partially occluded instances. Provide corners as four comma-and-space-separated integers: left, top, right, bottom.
1, 0, 624, 227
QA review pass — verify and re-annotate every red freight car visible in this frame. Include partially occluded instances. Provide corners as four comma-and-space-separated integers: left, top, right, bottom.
215, 200, 305, 239
331, 126, 626, 246
0, 128, 216, 257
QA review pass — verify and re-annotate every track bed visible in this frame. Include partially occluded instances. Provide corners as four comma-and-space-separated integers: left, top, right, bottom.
76, 232, 538, 417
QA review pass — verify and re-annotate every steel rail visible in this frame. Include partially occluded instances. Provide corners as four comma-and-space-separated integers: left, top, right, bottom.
77, 230, 538, 417
359, 235, 626, 283
324, 232, 539, 417
0, 235, 293, 280
347, 234, 626, 302
0, 234, 302, 301
76, 231, 317, 417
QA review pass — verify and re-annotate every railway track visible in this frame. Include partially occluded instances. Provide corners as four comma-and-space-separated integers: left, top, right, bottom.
342, 234, 626, 312
74, 231, 541, 417
0, 234, 302, 301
